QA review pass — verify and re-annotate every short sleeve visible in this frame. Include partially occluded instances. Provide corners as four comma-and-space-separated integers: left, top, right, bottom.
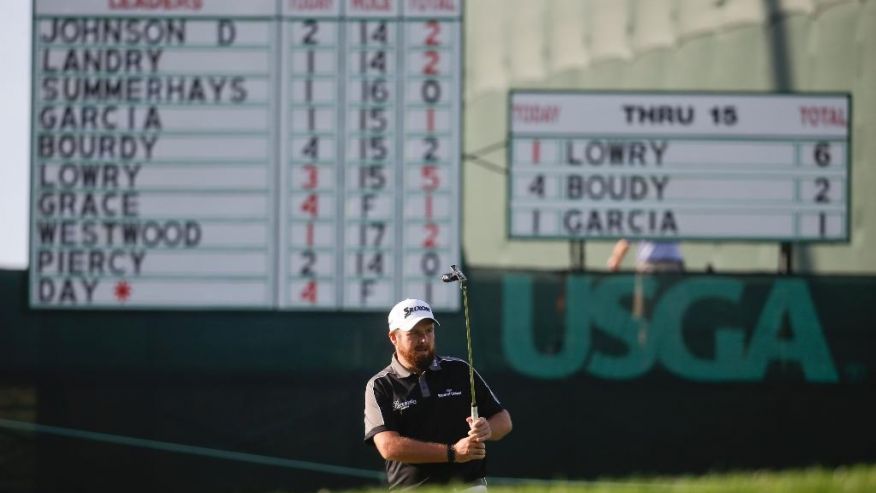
364, 377, 398, 443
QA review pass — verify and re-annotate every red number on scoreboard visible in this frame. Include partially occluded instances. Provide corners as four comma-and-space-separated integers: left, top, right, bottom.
303, 165, 318, 189
306, 222, 315, 247
425, 20, 440, 45
423, 223, 439, 248
426, 108, 435, 132
423, 50, 439, 75
421, 165, 439, 190
300, 194, 319, 217
300, 280, 317, 304
424, 194, 433, 220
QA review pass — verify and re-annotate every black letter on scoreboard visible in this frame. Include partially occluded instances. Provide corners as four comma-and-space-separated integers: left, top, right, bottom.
420, 251, 439, 275
218, 20, 236, 46
421, 80, 441, 104
361, 279, 375, 303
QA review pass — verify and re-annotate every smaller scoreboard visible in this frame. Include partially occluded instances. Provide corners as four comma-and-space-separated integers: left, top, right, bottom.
508, 91, 851, 241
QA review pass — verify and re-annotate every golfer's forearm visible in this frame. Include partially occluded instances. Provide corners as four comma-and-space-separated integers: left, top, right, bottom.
609, 239, 629, 262
612, 239, 630, 258
487, 410, 512, 441
377, 435, 448, 463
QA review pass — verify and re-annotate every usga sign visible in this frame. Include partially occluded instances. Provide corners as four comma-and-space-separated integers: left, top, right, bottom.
502, 276, 839, 382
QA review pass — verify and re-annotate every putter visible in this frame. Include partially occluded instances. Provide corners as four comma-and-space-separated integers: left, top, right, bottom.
441, 265, 478, 421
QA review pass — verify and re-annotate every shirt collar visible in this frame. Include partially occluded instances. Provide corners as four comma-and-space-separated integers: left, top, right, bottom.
391, 354, 443, 378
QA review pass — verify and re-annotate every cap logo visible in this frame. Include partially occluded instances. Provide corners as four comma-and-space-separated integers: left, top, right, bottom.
403, 305, 430, 318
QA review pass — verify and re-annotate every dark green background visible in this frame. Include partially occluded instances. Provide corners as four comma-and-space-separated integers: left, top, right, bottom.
0, 269, 874, 492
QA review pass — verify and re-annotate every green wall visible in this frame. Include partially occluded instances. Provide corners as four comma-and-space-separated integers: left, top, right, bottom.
2, 269, 874, 382
1, 269, 874, 492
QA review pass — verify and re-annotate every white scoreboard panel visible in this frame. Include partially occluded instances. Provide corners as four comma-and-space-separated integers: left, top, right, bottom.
508, 91, 851, 242
30, 0, 461, 310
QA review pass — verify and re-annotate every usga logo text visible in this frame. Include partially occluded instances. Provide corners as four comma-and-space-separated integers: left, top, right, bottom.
502, 276, 839, 383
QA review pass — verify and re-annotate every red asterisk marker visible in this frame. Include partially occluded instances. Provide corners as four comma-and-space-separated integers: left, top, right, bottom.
114, 281, 132, 302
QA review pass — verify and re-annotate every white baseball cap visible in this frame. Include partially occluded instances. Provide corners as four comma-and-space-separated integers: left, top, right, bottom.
387, 298, 440, 331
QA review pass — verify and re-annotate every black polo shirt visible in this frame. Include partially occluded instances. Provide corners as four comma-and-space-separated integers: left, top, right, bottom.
364, 354, 504, 490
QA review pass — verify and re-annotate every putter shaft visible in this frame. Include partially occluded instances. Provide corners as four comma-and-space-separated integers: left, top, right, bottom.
460, 277, 478, 421
442, 265, 478, 421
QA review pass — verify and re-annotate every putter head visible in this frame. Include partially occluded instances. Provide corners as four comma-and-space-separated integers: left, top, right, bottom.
441, 264, 467, 283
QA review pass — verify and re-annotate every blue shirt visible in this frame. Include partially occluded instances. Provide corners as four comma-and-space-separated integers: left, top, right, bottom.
637, 241, 683, 263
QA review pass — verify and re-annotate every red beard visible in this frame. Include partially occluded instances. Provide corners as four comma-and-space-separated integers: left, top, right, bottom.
399, 345, 435, 371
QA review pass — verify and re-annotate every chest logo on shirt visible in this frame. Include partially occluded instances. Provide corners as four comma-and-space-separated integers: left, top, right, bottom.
437, 388, 463, 398
393, 398, 417, 411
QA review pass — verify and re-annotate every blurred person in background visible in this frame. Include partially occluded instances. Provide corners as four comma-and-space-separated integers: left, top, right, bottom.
607, 239, 685, 273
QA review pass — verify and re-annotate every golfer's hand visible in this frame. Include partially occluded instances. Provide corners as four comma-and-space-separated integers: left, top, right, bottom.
452, 435, 486, 463
467, 416, 492, 442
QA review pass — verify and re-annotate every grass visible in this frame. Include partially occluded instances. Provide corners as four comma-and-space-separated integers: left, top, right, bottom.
334, 464, 876, 493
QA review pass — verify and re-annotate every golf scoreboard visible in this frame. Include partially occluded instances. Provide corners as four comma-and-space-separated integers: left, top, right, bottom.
30, 0, 462, 310
508, 91, 850, 242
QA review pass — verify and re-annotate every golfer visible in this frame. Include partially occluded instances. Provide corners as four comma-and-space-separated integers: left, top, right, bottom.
364, 298, 512, 491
